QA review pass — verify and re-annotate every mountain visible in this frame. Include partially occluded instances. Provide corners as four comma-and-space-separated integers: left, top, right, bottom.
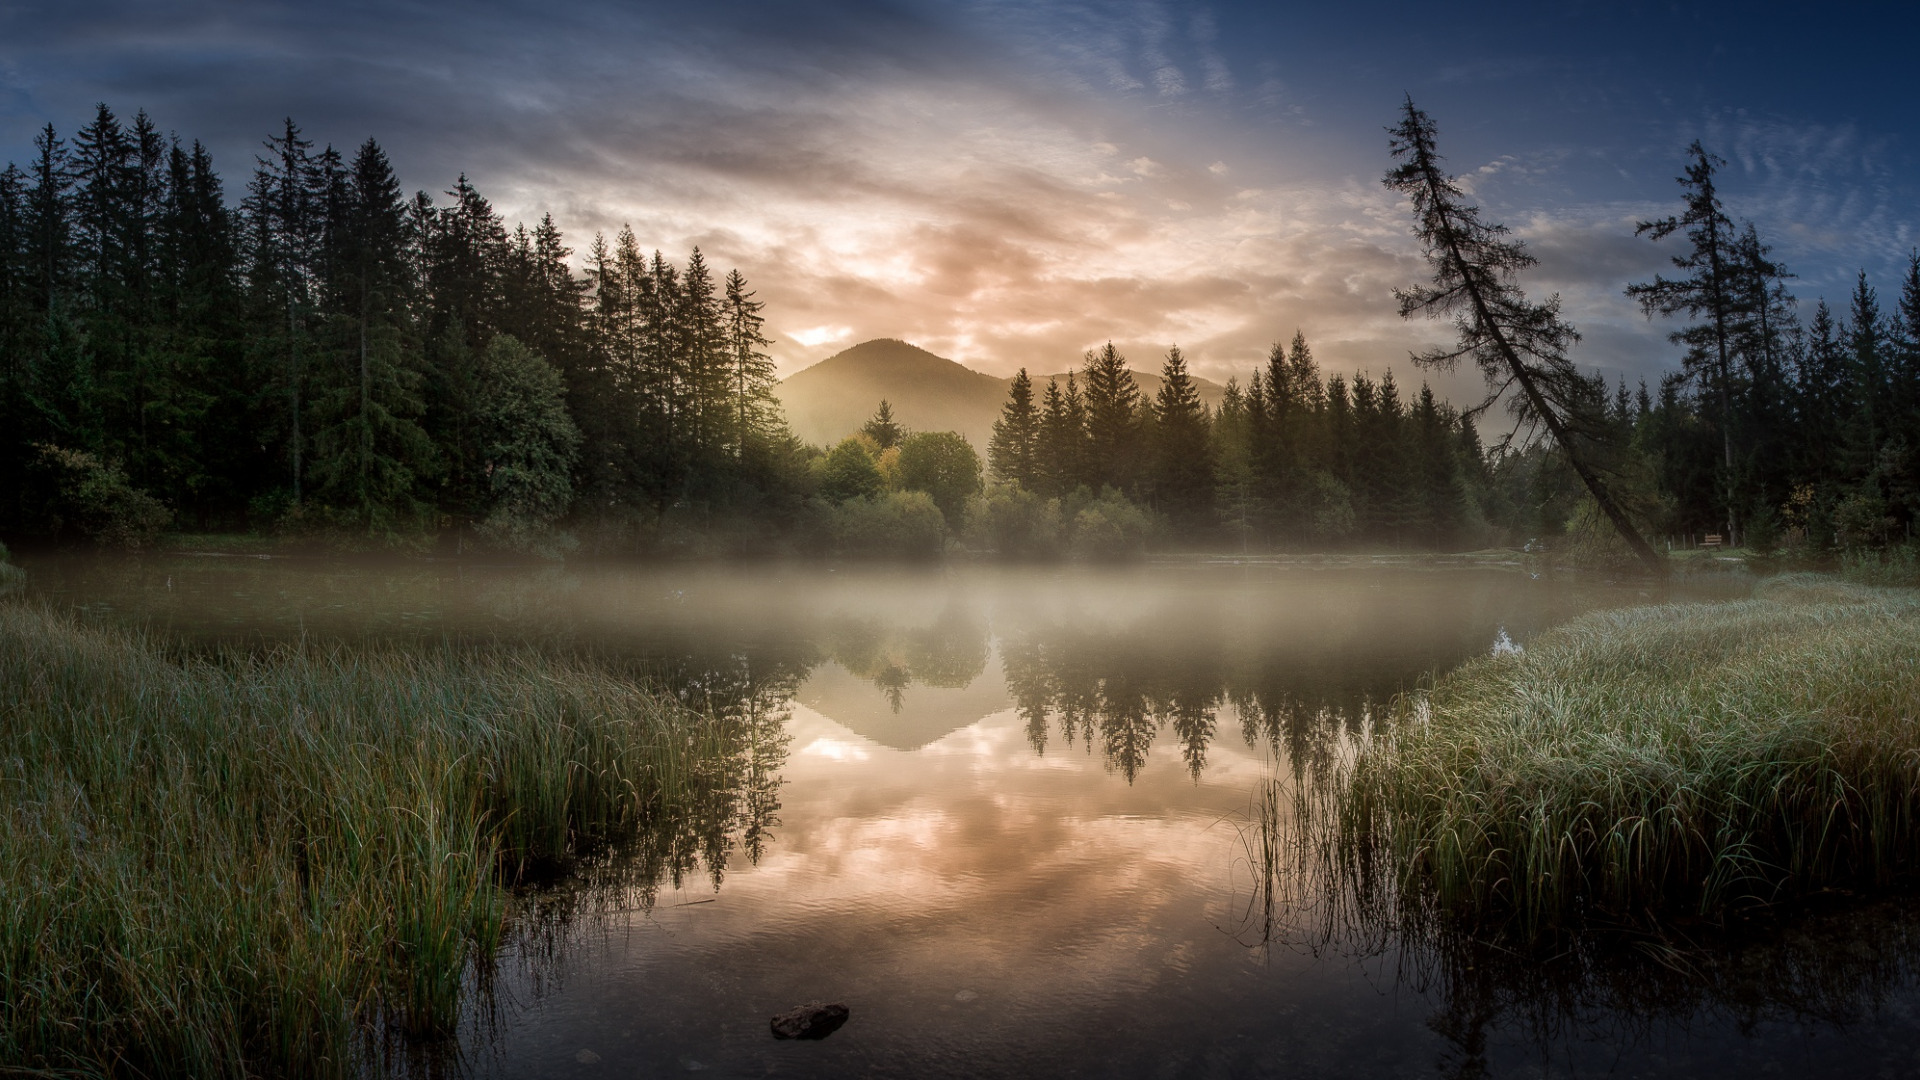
776, 339, 1009, 448
776, 338, 1228, 449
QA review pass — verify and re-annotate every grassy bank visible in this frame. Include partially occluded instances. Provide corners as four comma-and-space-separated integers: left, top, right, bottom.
0, 602, 727, 1077
1333, 575, 1920, 934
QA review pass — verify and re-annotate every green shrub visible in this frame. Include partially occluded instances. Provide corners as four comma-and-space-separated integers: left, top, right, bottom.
963, 483, 1064, 559
824, 490, 946, 558
1066, 488, 1157, 561
472, 336, 582, 557
812, 437, 885, 502
1558, 495, 1652, 572
29, 444, 172, 549
896, 431, 982, 528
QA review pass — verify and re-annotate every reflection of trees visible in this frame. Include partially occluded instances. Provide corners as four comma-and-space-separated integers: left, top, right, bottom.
817, 605, 989, 712
624, 654, 795, 897
1000, 625, 1421, 783
1251, 761, 1920, 1080
1402, 901, 1920, 1080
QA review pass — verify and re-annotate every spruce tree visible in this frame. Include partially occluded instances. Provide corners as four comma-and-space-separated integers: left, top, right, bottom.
244, 117, 322, 510
1035, 376, 1073, 497
308, 138, 433, 534
1628, 141, 1749, 543
989, 368, 1040, 488
1387, 98, 1662, 573
1211, 378, 1259, 549
723, 268, 776, 463
1844, 272, 1891, 489
1149, 345, 1212, 527
679, 247, 728, 470
1080, 342, 1141, 492
862, 400, 904, 450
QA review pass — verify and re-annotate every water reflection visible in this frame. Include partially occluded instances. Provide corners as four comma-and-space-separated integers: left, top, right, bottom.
23, 556, 1616, 781
36, 555, 1912, 1077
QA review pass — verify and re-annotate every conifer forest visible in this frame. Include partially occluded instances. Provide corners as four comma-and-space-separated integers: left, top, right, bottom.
4, 103, 1919, 565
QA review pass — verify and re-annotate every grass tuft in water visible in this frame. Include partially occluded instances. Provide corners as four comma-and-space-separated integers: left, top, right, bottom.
1333, 574, 1920, 935
0, 602, 732, 1077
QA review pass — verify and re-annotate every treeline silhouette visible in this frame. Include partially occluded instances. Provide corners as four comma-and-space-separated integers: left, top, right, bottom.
1614, 148, 1920, 553
3, 107, 1916, 562
984, 335, 1492, 552
0, 105, 803, 551
981, 143, 1920, 562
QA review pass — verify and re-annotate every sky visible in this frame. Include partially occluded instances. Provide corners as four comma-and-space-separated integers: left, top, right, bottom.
3, 0, 1916, 409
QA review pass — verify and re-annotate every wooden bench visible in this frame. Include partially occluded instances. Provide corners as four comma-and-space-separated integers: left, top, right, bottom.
1702, 534, 1724, 548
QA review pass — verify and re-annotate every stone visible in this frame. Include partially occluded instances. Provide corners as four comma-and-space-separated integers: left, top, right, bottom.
769, 1000, 850, 1040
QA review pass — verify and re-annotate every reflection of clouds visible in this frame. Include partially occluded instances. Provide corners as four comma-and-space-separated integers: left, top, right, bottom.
799, 736, 871, 763
716, 703, 1255, 923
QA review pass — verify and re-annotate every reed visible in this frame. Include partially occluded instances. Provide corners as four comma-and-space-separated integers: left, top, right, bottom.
1334, 575, 1920, 935
0, 602, 727, 1077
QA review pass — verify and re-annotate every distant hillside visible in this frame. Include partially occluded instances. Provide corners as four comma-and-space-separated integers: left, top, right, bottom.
776, 338, 1227, 449
776, 339, 1010, 448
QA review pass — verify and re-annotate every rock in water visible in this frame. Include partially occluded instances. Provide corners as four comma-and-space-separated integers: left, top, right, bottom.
770, 1001, 850, 1040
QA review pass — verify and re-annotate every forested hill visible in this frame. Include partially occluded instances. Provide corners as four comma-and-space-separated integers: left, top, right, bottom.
777, 340, 1007, 448
777, 338, 1225, 448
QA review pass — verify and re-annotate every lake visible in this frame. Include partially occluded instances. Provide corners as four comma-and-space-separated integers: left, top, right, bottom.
20, 553, 1920, 1078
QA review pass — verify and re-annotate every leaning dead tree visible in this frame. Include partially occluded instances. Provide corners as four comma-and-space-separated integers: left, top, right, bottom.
1385, 98, 1666, 576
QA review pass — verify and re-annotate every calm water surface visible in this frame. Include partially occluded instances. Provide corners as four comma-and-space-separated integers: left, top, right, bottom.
23, 554, 1920, 1078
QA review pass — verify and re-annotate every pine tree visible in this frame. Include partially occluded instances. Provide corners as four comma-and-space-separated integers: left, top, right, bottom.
1412, 383, 1467, 545
1897, 253, 1920, 461
1844, 272, 1892, 487
419, 175, 510, 523
862, 400, 904, 450
308, 137, 433, 534
1211, 378, 1259, 549
1035, 376, 1073, 497
723, 268, 777, 463
1081, 342, 1140, 492
1628, 141, 1750, 543
1793, 301, 1848, 494
1251, 339, 1298, 529
161, 138, 252, 522
25, 125, 71, 316
0, 163, 33, 522
244, 117, 322, 509
989, 368, 1040, 488
1149, 346, 1212, 528
1387, 98, 1662, 573
679, 247, 729, 471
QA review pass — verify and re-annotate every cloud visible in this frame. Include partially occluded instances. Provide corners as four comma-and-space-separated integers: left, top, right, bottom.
2, 0, 1912, 414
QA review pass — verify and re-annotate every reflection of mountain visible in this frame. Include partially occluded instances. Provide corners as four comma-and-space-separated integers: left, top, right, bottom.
775, 338, 1224, 448
795, 658, 1012, 751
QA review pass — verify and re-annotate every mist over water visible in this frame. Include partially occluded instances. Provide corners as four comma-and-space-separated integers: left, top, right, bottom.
24, 555, 1920, 1078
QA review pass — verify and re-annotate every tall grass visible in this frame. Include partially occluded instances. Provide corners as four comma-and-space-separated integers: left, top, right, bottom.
1332, 575, 1920, 935
0, 602, 735, 1077
1842, 543, 1920, 587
